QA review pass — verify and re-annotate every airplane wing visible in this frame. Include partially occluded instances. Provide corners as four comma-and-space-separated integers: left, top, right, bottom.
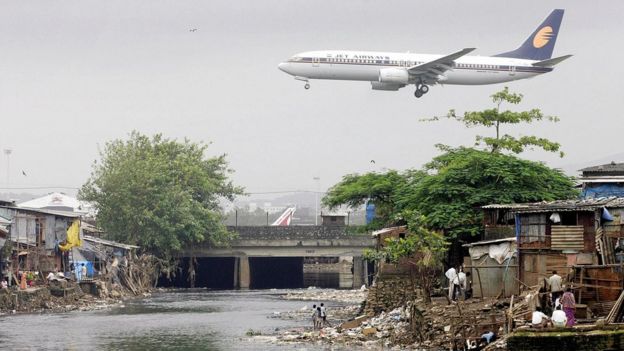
407, 48, 475, 83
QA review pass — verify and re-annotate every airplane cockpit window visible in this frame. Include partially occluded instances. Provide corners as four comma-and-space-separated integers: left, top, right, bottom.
290, 56, 303, 62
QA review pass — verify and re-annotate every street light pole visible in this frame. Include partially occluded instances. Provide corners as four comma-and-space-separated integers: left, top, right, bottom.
3, 149, 12, 188
313, 176, 320, 225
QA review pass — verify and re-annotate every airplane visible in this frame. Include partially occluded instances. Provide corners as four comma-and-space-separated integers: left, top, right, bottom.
271, 207, 296, 226
278, 9, 570, 98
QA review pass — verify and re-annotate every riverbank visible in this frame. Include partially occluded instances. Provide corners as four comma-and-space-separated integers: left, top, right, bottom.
0, 280, 149, 316
258, 289, 513, 350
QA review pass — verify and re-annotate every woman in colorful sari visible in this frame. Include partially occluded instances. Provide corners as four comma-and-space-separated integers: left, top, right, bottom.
560, 286, 576, 327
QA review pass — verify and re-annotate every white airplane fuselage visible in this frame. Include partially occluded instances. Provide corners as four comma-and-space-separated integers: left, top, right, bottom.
278, 50, 551, 86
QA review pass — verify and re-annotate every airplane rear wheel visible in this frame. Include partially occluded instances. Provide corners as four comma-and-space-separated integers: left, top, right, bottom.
414, 90, 423, 98
304, 83, 310, 90
420, 85, 429, 94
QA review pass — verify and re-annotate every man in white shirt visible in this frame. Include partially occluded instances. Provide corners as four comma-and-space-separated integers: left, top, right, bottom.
551, 306, 567, 328
445, 267, 458, 301
458, 270, 467, 300
532, 308, 551, 328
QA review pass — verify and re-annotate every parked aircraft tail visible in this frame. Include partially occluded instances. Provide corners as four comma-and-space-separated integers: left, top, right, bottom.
271, 207, 296, 226
494, 9, 564, 61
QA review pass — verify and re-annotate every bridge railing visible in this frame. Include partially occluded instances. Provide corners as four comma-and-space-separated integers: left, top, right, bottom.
227, 225, 368, 240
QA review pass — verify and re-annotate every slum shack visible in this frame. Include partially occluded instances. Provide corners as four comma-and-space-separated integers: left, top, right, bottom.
463, 237, 518, 298
579, 162, 624, 199
484, 197, 624, 316
80, 234, 139, 275
0, 205, 82, 285
372, 226, 408, 275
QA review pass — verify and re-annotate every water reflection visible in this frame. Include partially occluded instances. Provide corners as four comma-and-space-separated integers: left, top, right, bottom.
101, 331, 220, 351
0, 290, 314, 351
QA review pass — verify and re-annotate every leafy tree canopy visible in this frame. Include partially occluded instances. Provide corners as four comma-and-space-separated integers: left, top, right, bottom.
423, 87, 563, 157
324, 148, 577, 237
324, 88, 577, 238
79, 132, 243, 260
322, 170, 425, 227
398, 147, 578, 238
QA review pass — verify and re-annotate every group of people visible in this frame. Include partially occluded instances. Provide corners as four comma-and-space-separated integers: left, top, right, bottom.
531, 270, 576, 328
311, 303, 329, 329
445, 266, 471, 301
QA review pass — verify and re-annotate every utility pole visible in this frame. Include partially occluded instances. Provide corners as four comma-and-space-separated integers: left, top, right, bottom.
3, 149, 12, 188
313, 176, 320, 225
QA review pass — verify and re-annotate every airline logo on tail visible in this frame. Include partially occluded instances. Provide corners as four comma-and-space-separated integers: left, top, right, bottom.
533, 26, 554, 48
271, 207, 296, 226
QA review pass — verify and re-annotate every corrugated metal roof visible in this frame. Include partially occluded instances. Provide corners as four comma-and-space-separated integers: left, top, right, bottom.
483, 197, 624, 213
462, 237, 516, 247
372, 225, 407, 237
15, 206, 83, 218
580, 162, 624, 173
82, 235, 139, 250
579, 176, 624, 183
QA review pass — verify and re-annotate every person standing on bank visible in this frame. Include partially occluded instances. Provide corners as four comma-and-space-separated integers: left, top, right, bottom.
445, 266, 459, 301
311, 304, 318, 329
561, 287, 576, 327
548, 270, 563, 307
315, 307, 322, 329
320, 303, 330, 327
458, 269, 467, 300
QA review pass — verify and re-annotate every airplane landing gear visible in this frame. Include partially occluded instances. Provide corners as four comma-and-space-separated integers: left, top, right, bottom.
295, 76, 310, 90
414, 84, 429, 98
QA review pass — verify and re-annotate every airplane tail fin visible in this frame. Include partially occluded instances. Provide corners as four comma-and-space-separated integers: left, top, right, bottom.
494, 9, 564, 61
271, 207, 296, 226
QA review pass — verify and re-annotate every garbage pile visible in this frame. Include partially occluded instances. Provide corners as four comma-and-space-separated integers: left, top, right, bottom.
283, 286, 368, 304
270, 296, 511, 350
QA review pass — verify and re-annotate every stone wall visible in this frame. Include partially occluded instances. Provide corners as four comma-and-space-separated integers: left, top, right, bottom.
228, 225, 356, 240
507, 328, 624, 351
364, 275, 416, 316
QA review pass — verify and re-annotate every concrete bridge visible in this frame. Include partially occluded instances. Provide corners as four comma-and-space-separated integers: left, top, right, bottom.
176, 226, 375, 289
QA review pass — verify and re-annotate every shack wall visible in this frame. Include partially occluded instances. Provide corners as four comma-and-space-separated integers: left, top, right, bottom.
465, 255, 518, 298
519, 252, 567, 288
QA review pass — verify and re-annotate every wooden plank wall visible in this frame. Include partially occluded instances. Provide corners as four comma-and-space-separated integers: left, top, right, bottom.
551, 225, 584, 251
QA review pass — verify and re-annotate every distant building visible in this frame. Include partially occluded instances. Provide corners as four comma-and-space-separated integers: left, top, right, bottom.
321, 213, 347, 226
579, 161, 624, 198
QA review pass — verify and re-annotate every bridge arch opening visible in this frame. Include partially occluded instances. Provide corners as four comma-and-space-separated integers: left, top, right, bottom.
158, 257, 235, 288
249, 257, 303, 289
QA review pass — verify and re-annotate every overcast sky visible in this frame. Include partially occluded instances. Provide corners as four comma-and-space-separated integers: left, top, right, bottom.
1, 1, 623, 199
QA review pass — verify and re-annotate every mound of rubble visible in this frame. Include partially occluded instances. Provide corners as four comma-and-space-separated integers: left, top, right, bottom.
271, 296, 513, 350
283, 286, 368, 304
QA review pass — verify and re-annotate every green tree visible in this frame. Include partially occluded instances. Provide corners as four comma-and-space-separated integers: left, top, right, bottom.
322, 170, 424, 228
424, 86, 563, 157
79, 132, 243, 260
397, 147, 577, 238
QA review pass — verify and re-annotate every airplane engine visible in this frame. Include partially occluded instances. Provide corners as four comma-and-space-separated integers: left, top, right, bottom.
371, 82, 404, 91
378, 68, 409, 84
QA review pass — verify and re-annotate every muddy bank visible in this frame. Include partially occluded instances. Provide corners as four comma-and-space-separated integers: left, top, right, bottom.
0, 280, 149, 316
262, 290, 512, 350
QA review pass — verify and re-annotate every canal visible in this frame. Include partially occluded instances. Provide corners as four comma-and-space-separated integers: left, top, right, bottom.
0, 289, 350, 350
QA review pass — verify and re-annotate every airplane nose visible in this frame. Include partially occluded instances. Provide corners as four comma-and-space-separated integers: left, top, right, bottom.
278, 62, 291, 74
